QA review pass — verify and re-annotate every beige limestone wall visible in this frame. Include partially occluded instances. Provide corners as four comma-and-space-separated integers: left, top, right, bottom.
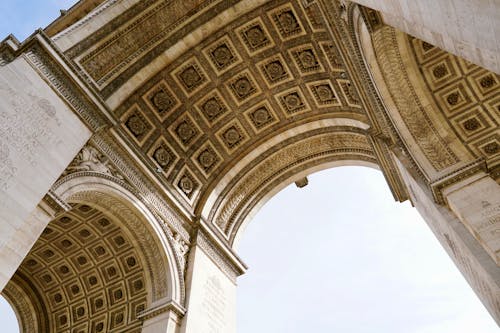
0, 57, 91, 290
53, 0, 143, 52
0, 204, 52, 291
395, 157, 500, 324
352, 0, 499, 73
142, 311, 181, 333
181, 245, 237, 333
443, 173, 500, 265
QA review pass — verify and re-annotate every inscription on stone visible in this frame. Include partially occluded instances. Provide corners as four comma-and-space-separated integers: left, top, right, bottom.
0, 85, 63, 191
477, 203, 500, 230
443, 233, 499, 317
201, 275, 227, 333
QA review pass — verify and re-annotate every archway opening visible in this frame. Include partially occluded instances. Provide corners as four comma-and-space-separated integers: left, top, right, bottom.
2, 203, 150, 333
237, 167, 498, 332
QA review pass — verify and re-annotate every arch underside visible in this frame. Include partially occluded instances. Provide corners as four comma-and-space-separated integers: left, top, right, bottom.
59, 0, 370, 216
48, 0, 498, 245
51, 165, 187, 306
204, 127, 377, 245
1, 0, 499, 330
1, 184, 180, 333
4, 203, 148, 332
357, 11, 499, 184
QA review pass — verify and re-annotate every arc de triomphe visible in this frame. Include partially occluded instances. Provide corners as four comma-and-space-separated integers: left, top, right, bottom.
0, 0, 499, 331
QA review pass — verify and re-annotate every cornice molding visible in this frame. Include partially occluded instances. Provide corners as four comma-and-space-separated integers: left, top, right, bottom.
20, 33, 110, 131
137, 298, 186, 321
430, 159, 488, 204
193, 220, 247, 283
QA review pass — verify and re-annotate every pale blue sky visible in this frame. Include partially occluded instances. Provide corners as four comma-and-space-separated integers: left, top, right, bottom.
0, 0, 76, 41
238, 167, 498, 332
0, 1, 498, 332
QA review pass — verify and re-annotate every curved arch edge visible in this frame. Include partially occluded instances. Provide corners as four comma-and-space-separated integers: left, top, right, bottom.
51, 173, 186, 308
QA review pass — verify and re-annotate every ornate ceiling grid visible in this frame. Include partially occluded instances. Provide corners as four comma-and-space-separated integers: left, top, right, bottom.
52, 0, 499, 237
410, 38, 500, 167
105, 0, 366, 210
36, 0, 498, 235
2, 0, 499, 330
66, 0, 242, 98
13, 204, 147, 333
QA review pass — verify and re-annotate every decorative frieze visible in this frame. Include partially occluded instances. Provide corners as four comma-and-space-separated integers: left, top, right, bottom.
63, 145, 124, 180
194, 225, 247, 283
24, 43, 106, 131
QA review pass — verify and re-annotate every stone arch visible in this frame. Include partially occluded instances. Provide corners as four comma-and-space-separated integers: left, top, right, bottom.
229, 160, 380, 249
1, 0, 499, 330
51, 0, 372, 217
346, 12, 500, 321
2, 275, 42, 333
51, 173, 184, 305
200, 120, 377, 246
350, 5, 498, 183
6, 202, 150, 332
3, 173, 184, 332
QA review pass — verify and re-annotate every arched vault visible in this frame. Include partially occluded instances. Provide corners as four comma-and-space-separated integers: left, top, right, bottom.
0, 0, 499, 329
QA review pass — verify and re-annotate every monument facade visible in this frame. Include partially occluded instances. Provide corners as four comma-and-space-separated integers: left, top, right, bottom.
0, 0, 499, 331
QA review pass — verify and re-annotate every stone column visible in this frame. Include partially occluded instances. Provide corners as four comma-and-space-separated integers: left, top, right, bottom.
394, 157, 500, 325
0, 200, 54, 290
0, 54, 91, 290
442, 172, 500, 265
180, 224, 246, 333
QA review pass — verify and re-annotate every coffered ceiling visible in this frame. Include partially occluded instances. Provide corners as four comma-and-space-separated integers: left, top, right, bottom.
65, 0, 369, 210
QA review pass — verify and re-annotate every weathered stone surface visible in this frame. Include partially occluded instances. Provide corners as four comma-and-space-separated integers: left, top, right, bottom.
1, 0, 499, 331
0, 57, 91, 290
353, 0, 500, 73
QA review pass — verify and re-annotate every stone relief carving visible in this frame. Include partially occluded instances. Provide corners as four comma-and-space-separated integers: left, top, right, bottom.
63, 145, 124, 180
75, 0, 220, 87
330, 2, 428, 191
173, 232, 190, 270
155, 217, 191, 288
339, 0, 350, 22
372, 27, 459, 171
0, 49, 14, 66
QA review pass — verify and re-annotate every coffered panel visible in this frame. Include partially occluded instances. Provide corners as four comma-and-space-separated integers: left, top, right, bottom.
98, 0, 367, 208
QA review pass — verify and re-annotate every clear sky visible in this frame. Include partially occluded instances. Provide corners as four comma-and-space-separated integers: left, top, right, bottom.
237, 167, 498, 332
0, 1, 498, 333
